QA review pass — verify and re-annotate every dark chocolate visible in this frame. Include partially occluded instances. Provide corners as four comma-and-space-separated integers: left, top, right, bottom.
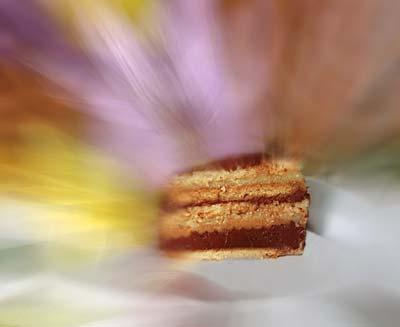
184, 153, 266, 174
159, 221, 306, 251
209, 153, 265, 171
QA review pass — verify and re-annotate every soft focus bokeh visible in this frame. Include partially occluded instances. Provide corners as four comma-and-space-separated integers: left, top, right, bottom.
0, 0, 400, 326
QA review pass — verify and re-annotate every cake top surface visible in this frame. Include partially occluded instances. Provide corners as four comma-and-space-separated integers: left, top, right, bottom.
168, 153, 303, 188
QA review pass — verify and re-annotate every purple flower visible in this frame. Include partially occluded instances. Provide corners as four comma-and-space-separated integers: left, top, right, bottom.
0, 0, 77, 62
38, 0, 269, 186
0, 0, 272, 187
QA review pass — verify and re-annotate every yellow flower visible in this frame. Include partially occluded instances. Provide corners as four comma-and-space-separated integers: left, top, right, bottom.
0, 122, 158, 266
44, 0, 157, 28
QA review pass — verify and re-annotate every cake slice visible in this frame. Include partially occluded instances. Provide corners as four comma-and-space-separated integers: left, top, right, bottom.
158, 154, 310, 259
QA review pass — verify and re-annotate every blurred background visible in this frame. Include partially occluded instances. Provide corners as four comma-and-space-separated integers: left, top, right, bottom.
0, 0, 399, 326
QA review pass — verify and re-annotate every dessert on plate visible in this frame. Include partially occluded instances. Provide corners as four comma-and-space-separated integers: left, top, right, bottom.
158, 154, 310, 259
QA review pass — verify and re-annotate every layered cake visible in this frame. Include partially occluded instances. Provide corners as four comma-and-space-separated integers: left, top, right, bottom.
158, 154, 310, 259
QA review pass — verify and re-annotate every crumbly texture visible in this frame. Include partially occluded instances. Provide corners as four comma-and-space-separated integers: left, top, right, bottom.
163, 181, 305, 209
160, 199, 309, 238
163, 160, 304, 208
171, 161, 302, 187
158, 155, 310, 260
163, 247, 305, 260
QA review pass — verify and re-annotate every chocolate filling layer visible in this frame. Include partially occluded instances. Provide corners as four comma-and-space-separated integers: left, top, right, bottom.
162, 188, 309, 211
159, 221, 306, 251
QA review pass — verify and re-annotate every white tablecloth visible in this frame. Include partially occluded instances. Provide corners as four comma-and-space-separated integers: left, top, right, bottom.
0, 179, 399, 326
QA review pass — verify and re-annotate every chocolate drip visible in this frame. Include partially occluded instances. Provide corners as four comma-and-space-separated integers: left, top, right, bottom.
184, 153, 266, 174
